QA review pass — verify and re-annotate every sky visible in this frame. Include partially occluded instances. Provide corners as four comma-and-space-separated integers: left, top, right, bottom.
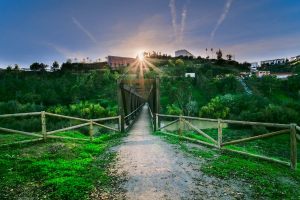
0, 0, 300, 68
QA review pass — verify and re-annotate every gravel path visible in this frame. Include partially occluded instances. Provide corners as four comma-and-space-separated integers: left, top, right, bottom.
114, 105, 250, 200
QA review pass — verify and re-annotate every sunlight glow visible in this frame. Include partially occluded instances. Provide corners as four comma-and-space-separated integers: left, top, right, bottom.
137, 52, 144, 62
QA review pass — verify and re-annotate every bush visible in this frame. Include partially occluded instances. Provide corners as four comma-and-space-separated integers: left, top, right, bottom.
166, 104, 182, 115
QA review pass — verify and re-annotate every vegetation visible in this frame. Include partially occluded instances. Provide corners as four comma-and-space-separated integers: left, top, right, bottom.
159, 58, 300, 125
0, 132, 124, 200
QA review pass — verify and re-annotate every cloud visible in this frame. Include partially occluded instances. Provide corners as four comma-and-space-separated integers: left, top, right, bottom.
47, 43, 85, 60
180, 5, 187, 42
169, 0, 178, 41
71, 17, 98, 44
210, 0, 234, 41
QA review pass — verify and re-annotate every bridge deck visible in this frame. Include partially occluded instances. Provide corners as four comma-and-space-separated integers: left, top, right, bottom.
114, 105, 244, 199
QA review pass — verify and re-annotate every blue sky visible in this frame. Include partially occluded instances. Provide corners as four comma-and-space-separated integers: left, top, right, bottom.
0, 0, 300, 68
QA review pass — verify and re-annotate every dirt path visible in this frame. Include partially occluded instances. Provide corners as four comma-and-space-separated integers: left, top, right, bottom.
114, 105, 249, 200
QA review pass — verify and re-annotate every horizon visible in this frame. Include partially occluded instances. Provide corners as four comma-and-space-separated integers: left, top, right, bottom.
1, 0, 300, 68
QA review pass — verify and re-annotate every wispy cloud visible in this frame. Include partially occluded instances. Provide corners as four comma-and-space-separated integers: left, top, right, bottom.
210, 0, 234, 41
169, 0, 177, 41
71, 17, 97, 44
169, 0, 189, 44
180, 5, 187, 42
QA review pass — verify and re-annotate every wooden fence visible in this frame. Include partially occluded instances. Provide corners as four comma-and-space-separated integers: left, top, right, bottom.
153, 113, 300, 170
0, 111, 121, 146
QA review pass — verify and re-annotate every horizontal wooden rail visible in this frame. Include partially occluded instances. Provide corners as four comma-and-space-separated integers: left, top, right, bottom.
0, 127, 42, 138
221, 119, 290, 128
47, 135, 90, 141
47, 122, 90, 135
92, 121, 119, 132
183, 119, 218, 144
296, 126, 300, 132
92, 116, 120, 122
157, 114, 292, 128
0, 112, 41, 118
157, 119, 179, 131
157, 114, 218, 122
45, 112, 90, 122
222, 129, 290, 146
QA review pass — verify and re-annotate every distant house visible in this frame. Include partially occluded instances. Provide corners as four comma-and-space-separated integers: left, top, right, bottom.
261, 58, 287, 66
107, 56, 136, 70
256, 71, 270, 77
185, 73, 196, 78
175, 49, 194, 58
272, 72, 295, 79
250, 62, 259, 72
290, 55, 300, 62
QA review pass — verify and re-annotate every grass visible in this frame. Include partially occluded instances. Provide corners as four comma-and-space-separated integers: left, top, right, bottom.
0, 131, 124, 200
154, 131, 300, 199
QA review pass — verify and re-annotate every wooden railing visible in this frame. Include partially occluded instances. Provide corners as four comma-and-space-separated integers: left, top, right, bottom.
0, 111, 121, 146
152, 113, 300, 170
124, 103, 145, 132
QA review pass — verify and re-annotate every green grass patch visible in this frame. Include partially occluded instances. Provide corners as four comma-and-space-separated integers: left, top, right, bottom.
0, 131, 123, 200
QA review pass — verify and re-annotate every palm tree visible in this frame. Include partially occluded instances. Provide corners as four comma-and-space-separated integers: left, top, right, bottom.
211, 48, 214, 59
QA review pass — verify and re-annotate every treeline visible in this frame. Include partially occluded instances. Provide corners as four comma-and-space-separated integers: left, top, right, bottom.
0, 69, 119, 112
160, 63, 300, 124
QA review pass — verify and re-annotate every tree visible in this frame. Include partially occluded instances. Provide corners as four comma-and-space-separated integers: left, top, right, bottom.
175, 59, 184, 66
13, 64, 20, 71
226, 54, 232, 61
51, 61, 60, 72
30, 62, 48, 71
216, 49, 223, 60
6, 65, 12, 71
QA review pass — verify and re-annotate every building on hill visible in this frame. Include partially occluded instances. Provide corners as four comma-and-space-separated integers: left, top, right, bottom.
261, 58, 287, 66
256, 71, 270, 77
175, 49, 194, 58
290, 55, 300, 62
107, 56, 136, 70
250, 62, 259, 72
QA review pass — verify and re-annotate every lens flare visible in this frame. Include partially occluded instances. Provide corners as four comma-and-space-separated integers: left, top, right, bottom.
137, 52, 144, 62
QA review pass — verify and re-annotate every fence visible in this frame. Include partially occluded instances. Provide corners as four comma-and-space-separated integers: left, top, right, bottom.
0, 111, 121, 147
152, 112, 300, 170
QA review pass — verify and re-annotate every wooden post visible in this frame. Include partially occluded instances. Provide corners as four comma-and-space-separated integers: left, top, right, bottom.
178, 115, 182, 136
41, 111, 47, 141
218, 119, 223, 149
155, 78, 160, 128
117, 79, 125, 133
155, 114, 159, 132
118, 115, 122, 132
290, 124, 297, 170
89, 121, 94, 141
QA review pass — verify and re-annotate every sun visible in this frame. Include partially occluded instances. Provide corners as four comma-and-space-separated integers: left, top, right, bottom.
137, 52, 145, 62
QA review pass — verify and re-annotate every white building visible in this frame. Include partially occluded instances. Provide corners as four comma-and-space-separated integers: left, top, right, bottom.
185, 73, 196, 78
261, 58, 287, 66
250, 62, 259, 72
272, 73, 294, 79
175, 49, 194, 57
256, 71, 270, 77
290, 55, 300, 62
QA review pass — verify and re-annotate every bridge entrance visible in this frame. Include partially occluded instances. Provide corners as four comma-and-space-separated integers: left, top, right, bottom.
117, 78, 160, 132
